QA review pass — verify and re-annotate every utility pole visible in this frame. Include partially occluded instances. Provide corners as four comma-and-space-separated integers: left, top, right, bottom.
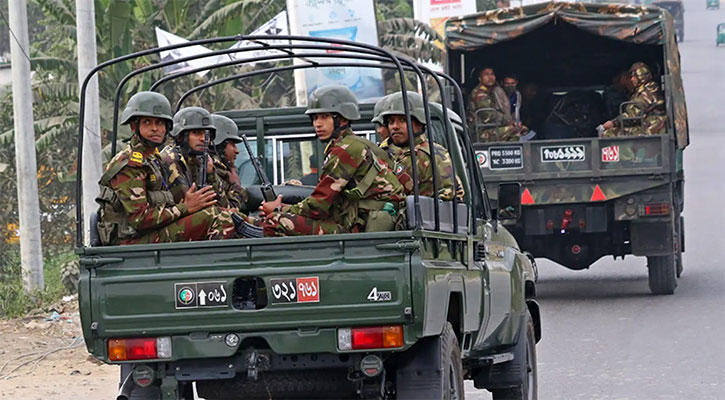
8, 0, 44, 292
76, 0, 101, 245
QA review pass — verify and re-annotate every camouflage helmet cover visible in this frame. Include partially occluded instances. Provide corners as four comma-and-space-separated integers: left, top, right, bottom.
171, 107, 216, 140
211, 114, 242, 147
305, 84, 361, 121
120, 91, 173, 125
371, 94, 392, 124
629, 62, 653, 83
378, 91, 427, 125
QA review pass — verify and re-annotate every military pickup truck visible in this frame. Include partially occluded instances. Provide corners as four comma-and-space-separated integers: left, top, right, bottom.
445, 2, 688, 295
75, 37, 540, 399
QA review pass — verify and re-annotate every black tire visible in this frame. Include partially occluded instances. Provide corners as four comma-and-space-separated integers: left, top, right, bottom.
647, 254, 677, 295
119, 364, 162, 400
441, 322, 465, 400
491, 313, 538, 400
196, 369, 357, 399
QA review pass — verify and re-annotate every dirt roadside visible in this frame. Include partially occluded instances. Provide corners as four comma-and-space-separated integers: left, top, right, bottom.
0, 296, 117, 399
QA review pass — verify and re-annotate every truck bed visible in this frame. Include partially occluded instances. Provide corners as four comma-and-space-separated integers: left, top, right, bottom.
78, 232, 417, 361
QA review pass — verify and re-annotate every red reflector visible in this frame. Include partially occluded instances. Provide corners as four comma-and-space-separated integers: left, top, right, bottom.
641, 203, 670, 216
590, 185, 607, 202
108, 338, 157, 361
521, 188, 535, 205
352, 327, 384, 350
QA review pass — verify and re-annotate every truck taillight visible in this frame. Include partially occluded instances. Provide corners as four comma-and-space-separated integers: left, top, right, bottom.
108, 337, 172, 361
640, 203, 670, 216
337, 325, 403, 351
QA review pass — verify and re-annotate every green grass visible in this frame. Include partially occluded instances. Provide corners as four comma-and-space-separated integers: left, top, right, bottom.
0, 247, 73, 319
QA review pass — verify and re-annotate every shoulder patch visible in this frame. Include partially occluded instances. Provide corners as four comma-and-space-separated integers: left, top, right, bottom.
395, 164, 405, 175
129, 151, 144, 166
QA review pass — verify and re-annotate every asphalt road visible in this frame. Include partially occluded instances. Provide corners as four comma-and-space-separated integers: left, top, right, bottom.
466, 1, 725, 398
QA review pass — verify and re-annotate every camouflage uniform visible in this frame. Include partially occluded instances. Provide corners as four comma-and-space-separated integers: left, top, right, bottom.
379, 91, 464, 201
98, 136, 236, 245
379, 137, 401, 159
263, 126, 405, 236
211, 114, 248, 211
466, 84, 523, 142
160, 145, 220, 204
602, 63, 667, 137
211, 154, 247, 211
392, 134, 461, 201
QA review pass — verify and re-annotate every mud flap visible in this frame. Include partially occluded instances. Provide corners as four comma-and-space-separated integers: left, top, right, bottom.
473, 313, 528, 390
395, 335, 443, 399
631, 221, 673, 256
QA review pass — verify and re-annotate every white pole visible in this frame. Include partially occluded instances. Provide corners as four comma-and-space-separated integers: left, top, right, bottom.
8, 0, 44, 292
76, 0, 101, 245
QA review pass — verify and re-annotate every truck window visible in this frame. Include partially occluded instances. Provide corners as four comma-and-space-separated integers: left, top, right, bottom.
277, 138, 319, 184
235, 138, 273, 187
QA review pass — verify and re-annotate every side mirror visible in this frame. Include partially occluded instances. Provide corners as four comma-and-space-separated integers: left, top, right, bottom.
497, 183, 522, 220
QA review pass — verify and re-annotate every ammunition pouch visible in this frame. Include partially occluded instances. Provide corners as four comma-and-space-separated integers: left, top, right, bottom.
359, 200, 396, 232
147, 190, 174, 206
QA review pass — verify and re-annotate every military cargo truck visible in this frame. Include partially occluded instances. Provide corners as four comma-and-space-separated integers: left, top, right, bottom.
445, 2, 688, 295
75, 37, 541, 399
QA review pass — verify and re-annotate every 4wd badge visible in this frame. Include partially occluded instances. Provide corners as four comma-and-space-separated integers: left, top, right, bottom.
541, 145, 586, 162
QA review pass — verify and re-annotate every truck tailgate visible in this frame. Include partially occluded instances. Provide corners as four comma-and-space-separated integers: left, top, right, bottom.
473, 135, 673, 203
80, 233, 414, 338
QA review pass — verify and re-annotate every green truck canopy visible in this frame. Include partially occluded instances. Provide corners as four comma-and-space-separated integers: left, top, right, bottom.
445, 1, 689, 148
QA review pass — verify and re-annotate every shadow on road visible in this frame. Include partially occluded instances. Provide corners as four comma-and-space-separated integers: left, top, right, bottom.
536, 274, 653, 300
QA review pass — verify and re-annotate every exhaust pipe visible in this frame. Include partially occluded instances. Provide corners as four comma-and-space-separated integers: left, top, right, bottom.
117, 372, 136, 400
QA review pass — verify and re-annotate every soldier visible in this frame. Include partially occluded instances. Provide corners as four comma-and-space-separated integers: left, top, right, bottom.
95, 92, 237, 245
211, 114, 248, 211
600, 62, 667, 137
466, 67, 527, 142
381, 91, 463, 201
261, 85, 405, 236
372, 94, 399, 158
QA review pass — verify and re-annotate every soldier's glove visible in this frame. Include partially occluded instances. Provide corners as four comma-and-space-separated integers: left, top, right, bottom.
232, 213, 264, 238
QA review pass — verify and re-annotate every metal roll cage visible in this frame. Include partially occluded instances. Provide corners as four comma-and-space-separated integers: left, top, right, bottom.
76, 35, 481, 248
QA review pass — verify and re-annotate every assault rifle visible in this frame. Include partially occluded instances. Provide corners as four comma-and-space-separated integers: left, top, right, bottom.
240, 133, 276, 202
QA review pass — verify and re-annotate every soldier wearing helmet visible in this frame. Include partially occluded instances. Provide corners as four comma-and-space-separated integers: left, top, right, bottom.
382, 91, 463, 201
210, 113, 248, 211
371, 94, 399, 158
600, 62, 667, 137
95, 92, 237, 245
260, 85, 404, 236
161, 107, 221, 204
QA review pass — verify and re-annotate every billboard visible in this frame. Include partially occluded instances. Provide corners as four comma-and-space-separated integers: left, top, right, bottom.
413, 0, 477, 39
286, 0, 385, 105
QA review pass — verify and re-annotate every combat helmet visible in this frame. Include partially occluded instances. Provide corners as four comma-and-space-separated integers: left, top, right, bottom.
305, 85, 361, 121
378, 91, 427, 126
120, 91, 173, 126
371, 94, 392, 125
211, 114, 242, 147
629, 62, 653, 84
171, 107, 216, 141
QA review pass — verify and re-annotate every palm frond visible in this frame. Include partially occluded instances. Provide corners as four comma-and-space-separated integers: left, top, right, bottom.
188, 1, 248, 39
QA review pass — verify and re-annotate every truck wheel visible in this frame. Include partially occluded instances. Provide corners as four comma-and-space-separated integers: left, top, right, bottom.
491, 312, 537, 400
119, 364, 162, 400
441, 322, 465, 400
395, 322, 464, 400
647, 255, 677, 295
